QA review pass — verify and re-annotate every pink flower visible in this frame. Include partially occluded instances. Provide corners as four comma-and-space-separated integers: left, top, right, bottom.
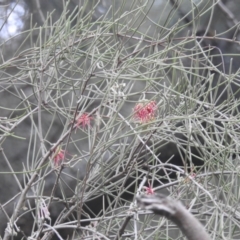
52, 147, 72, 166
53, 148, 65, 166
143, 184, 155, 195
133, 101, 157, 123
75, 113, 92, 129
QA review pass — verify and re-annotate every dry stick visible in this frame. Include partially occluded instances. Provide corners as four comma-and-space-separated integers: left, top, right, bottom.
114, 177, 147, 240
114, 215, 133, 240
137, 194, 211, 240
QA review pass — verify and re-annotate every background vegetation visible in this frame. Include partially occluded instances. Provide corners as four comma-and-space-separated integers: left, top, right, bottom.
1, 0, 240, 239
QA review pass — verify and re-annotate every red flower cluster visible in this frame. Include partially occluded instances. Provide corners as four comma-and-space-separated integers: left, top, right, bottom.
133, 101, 157, 123
75, 113, 92, 129
52, 148, 73, 166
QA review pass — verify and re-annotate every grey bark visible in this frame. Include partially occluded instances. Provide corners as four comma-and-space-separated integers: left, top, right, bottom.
137, 194, 211, 240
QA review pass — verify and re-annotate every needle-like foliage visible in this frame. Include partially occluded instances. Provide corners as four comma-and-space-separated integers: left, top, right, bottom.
1, 1, 240, 239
